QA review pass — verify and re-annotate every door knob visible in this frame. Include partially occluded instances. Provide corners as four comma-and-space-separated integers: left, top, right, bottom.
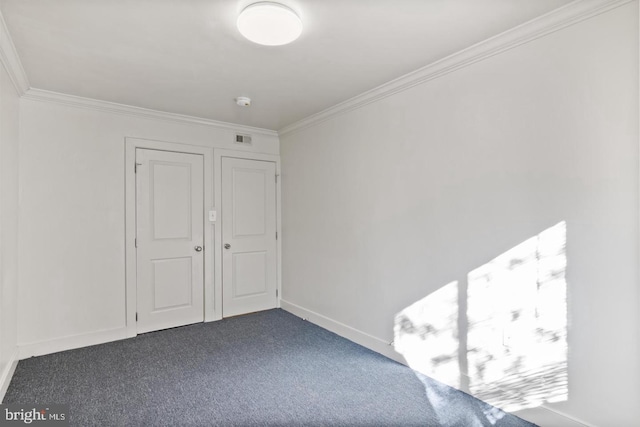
224, 243, 231, 249
194, 246, 203, 252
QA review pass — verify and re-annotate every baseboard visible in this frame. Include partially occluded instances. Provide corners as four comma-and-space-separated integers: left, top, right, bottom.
462, 373, 596, 426
279, 300, 598, 427
514, 405, 597, 427
0, 349, 18, 402
280, 299, 405, 364
18, 327, 128, 359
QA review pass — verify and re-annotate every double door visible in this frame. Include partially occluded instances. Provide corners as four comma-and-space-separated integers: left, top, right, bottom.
134, 149, 277, 334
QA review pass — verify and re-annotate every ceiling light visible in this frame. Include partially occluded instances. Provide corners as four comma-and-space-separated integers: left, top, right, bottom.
237, 2, 302, 46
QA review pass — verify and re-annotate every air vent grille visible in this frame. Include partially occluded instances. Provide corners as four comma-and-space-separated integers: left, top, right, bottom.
235, 134, 253, 145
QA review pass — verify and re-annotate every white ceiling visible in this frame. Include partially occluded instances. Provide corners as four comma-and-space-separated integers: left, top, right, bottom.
0, 0, 574, 130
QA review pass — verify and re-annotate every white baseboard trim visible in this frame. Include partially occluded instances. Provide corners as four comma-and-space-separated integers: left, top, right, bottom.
0, 349, 18, 402
7, 305, 600, 426
514, 405, 598, 427
541, 406, 599, 427
463, 374, 597, 426
18, 327, 128, 360
280, 299, 405, 365
279, 300, 598, 427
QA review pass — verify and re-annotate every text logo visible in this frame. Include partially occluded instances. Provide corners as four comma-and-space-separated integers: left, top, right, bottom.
0, 405, 68, 426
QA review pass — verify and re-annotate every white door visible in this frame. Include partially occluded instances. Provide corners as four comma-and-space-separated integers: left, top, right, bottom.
136, 148, 205, 333
222, 157, 277, 317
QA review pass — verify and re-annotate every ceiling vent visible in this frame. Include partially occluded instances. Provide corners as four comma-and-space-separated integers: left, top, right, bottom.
235, 133, 253, 145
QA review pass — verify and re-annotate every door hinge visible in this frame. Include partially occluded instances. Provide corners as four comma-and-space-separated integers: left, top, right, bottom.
135, 238, 137, 248
136, 312, 138, 322
135, 162, 142, 173
276, 231, 278, 240
276, 289, 279, 298
275, 174, 278, 183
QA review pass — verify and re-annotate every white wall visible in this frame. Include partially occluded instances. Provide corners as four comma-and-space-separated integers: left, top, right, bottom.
280, 3, 639, 427
0, 47, 20, 396
17, 98, 278, 353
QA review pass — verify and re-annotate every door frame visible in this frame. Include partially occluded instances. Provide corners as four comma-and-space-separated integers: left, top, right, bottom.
214, 149, 282, 317
125, 137, 214, 338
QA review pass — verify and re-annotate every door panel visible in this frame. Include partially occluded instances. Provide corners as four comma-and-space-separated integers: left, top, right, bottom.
151, 163, 192, 240
136, 148, 204, 333
233, 251, 267, 297
222, 158, 277, 317
152, 257, 192, 310
232, 170, 267, 237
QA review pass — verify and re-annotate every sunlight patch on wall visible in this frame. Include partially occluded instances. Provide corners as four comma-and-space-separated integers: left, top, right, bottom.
467, 221, 567, 411
394, 281, 460, 388
394, 221, 568, 414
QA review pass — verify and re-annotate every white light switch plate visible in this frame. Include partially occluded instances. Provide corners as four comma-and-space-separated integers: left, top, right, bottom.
209, 210, 217, 222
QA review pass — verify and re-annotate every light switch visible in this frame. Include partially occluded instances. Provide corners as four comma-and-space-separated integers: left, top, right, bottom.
209, 210, 217, 222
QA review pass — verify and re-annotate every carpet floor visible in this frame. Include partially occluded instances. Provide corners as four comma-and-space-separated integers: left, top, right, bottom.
3, 309, 535, 426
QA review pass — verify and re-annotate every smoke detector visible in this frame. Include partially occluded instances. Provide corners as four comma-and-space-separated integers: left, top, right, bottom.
236, 97, 251, 107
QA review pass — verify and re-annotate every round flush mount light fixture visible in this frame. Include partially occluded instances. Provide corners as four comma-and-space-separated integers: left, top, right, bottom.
237, 2, 302, 46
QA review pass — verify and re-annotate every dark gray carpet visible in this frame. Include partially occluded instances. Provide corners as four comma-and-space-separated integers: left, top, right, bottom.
4, 309, 535, 426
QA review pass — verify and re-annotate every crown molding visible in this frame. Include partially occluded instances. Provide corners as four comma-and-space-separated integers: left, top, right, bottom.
0, 11, 29, 95
1, 0, 631, 137
0, 9, 274, 137
278, 0, 634, 136
22, 88, 279, 137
